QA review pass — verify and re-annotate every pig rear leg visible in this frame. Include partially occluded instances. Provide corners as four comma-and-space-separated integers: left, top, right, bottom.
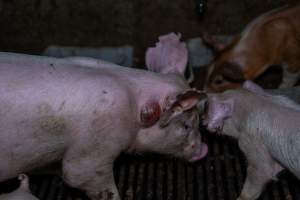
62, 156, 120, 200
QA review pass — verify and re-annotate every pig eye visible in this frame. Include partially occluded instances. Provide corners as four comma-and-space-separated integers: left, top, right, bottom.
203, 101, 208, 113
182, 123, 192, 132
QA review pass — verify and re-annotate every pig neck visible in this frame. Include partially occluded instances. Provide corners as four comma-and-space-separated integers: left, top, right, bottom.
221, 91, 267, 140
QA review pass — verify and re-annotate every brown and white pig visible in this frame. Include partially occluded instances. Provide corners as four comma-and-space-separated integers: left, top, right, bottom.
0, 174, 39, 200
203, 4, 300, 92
201, 81, 300, 200
0, 33, 207, 200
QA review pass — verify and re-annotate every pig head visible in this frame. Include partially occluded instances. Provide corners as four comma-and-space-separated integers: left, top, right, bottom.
130, 33, 208, 162
201, 81, 264, 135
202, 4, 300, 92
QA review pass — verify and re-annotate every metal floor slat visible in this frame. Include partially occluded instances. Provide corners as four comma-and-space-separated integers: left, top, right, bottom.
1, 135, 300, 200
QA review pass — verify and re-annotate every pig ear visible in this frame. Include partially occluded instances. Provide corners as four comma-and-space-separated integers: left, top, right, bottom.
222, 62, 245, 82
160, 90, 207, 127
201, 32, 226, 53
145, 32, 188, 75
243, 81, 265, 95
140, 100, 162, 127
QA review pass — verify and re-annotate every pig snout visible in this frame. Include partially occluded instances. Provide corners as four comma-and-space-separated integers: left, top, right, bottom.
185, 141, 208, 162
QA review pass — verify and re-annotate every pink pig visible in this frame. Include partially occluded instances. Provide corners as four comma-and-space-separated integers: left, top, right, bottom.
0, 33, 207, 200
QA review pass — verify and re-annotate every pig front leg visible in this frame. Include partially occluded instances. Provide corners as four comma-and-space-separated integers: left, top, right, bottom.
62, 152, 120, 200
237, 165, 272, 200
237, 139, 283, 200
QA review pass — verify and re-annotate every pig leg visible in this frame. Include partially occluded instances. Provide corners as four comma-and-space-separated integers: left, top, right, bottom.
237, 140, 283, 200
279, 64, 300, 88
237, 165, 273, 200
62, 149, 120, 200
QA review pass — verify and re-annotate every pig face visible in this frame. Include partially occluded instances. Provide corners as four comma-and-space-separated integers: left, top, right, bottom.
131, 90, 208, 162
202, 96, 234, 133
204, 61, 245, 92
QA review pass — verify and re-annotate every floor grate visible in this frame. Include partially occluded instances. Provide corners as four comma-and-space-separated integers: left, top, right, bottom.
1, 134, 299, 200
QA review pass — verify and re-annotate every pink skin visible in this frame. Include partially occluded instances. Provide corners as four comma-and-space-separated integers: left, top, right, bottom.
188, 143, 208, 162
0, 35, 207, 200
0, 174, 39, 200
146, 32, 188, 75
202, 97, 233, 133
201, 81, 300, 200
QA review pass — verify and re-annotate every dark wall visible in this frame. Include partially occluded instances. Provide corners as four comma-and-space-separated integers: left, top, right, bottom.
0, 0, 286, 65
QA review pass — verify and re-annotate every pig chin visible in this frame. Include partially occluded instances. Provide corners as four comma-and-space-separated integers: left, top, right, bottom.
188, 143, 208, 162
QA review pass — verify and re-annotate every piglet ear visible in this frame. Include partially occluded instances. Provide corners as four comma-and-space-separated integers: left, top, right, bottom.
140, 100, 161, 127
145, 32, 188, 75
160, 90, 207, 127
243, 81, 265, 95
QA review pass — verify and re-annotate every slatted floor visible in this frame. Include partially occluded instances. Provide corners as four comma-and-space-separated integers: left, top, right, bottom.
1, 133, 300, 200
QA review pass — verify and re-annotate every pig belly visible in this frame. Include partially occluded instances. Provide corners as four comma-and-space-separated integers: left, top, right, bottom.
276, 136, 300, 178
265, 128, 300, 179
0, 115, 70, 181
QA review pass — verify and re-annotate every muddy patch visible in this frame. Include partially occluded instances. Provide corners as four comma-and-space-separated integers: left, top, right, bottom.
36, 116, 67, 136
